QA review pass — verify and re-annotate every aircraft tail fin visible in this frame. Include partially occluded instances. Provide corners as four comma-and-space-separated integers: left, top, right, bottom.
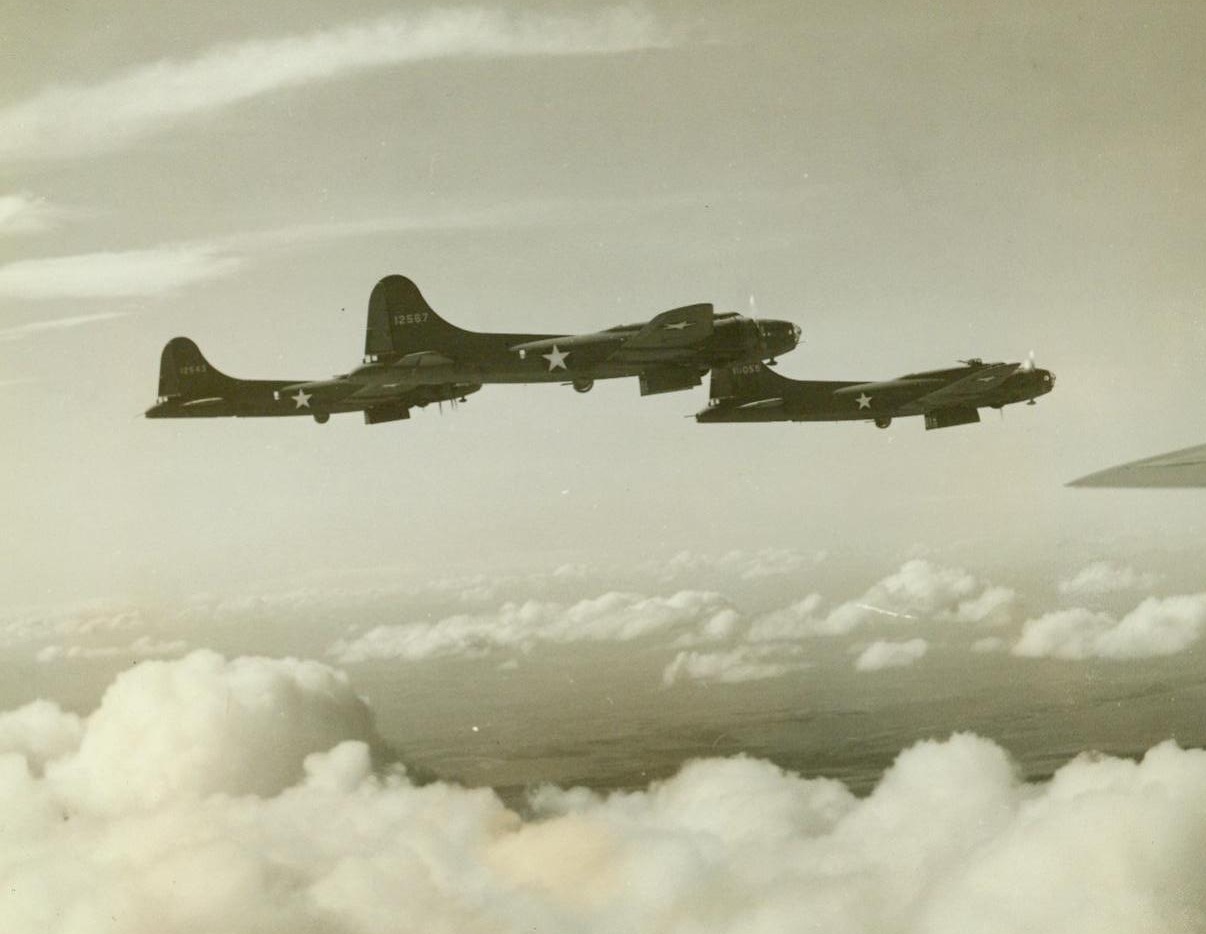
708, 362, 791, 402
364, 275, 470, 360
156, 337, 238, 400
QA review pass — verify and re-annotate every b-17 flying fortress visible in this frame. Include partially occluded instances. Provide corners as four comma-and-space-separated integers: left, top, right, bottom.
698, 357, 1055, 429
147, 272, 1055, 436
146, 275, 799, 425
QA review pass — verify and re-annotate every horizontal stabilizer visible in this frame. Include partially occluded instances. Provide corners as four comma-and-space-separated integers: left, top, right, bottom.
396, 351, 455, 368
180, 397, 226, 408
737, 397, 785, 410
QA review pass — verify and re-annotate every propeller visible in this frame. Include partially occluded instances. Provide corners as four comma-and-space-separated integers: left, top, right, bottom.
1021, 350, 1036, 372
748, 292, 777, 364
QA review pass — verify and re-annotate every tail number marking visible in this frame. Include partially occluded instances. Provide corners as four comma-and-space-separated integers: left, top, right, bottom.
179, 364, 208, 375
392, 313, 430, 326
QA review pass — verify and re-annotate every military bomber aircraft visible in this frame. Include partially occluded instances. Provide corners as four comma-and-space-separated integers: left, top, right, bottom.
696, 356, 1055, 429
146, 275, 801, 425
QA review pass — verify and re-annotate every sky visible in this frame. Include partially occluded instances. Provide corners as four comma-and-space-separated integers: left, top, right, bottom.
1, 0, 1204, 609
3, 4, 1206, 929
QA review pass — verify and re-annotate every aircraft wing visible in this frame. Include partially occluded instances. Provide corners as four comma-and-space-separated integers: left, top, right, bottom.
620, 303, 714, 352
903, 363, 1019, 412
1068, 443, 1206, 488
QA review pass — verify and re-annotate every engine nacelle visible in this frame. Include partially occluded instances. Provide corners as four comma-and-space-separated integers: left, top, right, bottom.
364, 404, 410, 425
639, 367, 702, 397
924, 406, 981, 430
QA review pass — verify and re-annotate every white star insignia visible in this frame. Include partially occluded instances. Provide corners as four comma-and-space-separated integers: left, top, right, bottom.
663, 321, 692, 331
542, 345, 570, 371
856, 393, 872, 410
291, 389, 312, 409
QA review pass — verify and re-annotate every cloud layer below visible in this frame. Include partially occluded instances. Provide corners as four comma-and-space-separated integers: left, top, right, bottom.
0, 651, 1203, 933
330, 590, 738, 663
1013, 594, 1206, 660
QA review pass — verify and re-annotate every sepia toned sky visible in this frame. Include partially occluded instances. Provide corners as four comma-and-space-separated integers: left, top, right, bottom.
4, 8, 1206, 930
2, 0, 1205, 609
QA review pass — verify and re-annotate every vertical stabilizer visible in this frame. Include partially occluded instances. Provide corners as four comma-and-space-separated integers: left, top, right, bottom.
157, 337, 236, 400
708, 362, 785, 401
364, 275, 470, 360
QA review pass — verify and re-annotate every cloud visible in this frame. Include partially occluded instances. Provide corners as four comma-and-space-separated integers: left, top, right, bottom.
854, 638, 929, 672
329, 590, 739, 663
0, 7, 673, 163
0, 312, 130, 341
0, 657, 1203, 933
49, 651, 377, 813
1058, 561, 1162, 598
749, 560, 1015, 639
0, 600, 147, 650
656, 547, 824, 581
35, 636, 189, 664
1012, 594, 1206, 660
0, 192, 694, 304
0, 194, 70, 235
0, 701, 83, 772
0, 246, 241, 299
662, 644, 809, 686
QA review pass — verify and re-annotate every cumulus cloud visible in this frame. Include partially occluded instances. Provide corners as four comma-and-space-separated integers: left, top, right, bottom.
1058, 561, 1162, 598
0, 245, 242, 299
854, 638, 929, 672
0, 7, 673, 163
50, 651, 377, 812
0, 656, 1203, 933
329, 590, 739, 663
662, 644, 809, 686
749, 560, 1015, 639
1012, 594, 1206, 660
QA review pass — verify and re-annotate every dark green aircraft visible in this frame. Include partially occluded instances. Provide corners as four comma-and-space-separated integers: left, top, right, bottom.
146, 275, 801, 425
696, 356, 1055, 429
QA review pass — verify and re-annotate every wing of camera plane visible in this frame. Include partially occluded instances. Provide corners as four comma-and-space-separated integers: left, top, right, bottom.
1068, 443, 1206, 488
